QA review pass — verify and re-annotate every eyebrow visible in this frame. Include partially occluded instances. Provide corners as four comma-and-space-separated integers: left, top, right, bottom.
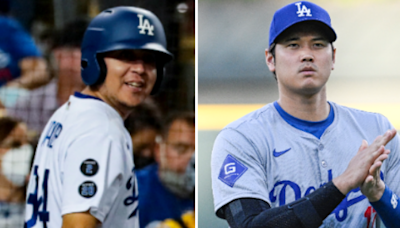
282, 36, 328, 43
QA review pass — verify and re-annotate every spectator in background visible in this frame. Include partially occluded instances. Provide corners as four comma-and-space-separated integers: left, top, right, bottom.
0, 0, 48, 90
137, 112, 195, 228
0, 117, 33, 227
0, 100, 4, 117
8, 18, 87, 135
125, 98, 163, 169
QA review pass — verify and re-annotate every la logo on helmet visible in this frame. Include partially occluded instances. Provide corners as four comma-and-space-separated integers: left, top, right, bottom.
295, 2, 312, 17
137, 14, 154, 36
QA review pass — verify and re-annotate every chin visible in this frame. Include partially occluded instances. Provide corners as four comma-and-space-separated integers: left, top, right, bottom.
127, 90, 149, 102
299, 85, 324, 96
125, 98, 145, 108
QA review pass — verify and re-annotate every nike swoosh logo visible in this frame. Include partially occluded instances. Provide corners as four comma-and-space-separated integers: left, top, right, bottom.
273, 148, 291, 157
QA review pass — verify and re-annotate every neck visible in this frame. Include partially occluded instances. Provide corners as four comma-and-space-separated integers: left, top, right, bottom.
277, 86, 329, 121
81, 87, 131, 119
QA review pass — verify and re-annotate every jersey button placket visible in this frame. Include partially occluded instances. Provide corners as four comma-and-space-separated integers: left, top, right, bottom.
318, 143, 328, 168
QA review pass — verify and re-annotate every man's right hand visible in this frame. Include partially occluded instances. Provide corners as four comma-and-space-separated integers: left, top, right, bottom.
333, 129, 396, 195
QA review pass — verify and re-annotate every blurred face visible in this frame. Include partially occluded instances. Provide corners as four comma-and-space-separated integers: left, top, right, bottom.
131, 128, 158, 158
131, 128, 158, 169
0, 123, 31, 201
99, 50, 157, 115
158, 119, 195, 174
266, 26, 335, 96
53, 47, 82, 79
53, 47, 85, 103
0, 123, 28, 155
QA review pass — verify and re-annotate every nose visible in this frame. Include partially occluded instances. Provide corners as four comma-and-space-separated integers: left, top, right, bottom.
130, 60, 145, 74
301, 46, 314, 62
302, 55, 313, 62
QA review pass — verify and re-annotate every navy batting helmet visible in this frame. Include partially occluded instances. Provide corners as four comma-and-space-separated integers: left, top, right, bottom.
81, 6, 173, 94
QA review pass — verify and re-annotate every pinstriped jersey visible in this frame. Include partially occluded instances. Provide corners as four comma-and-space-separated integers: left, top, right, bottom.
211, 101, 400, 228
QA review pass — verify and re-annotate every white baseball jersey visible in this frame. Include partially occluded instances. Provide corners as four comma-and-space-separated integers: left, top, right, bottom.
211, 101, 400, 228
25, 93, 139, 228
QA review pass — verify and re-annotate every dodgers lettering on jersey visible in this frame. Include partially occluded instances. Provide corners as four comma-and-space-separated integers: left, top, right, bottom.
25, 95, 139, 228
211, 101, 400, 228
124, 168, 139, 219
392, 193, 399, 209
41, 121, 63, 148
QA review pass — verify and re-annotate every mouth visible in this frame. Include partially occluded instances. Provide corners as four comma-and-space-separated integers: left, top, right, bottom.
125, 81, 145, 91
299, 66, 317, 75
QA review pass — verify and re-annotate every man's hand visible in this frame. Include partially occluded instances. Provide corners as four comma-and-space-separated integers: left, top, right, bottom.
360, 147, 390, 202
333, 129, 396, 195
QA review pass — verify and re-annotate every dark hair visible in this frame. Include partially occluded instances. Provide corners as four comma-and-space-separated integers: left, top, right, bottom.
162, 111, 195, 138
52, 18, 89, 49
0, 117, 19, 143
0, 0, 10, 15
124, 99, 163, 135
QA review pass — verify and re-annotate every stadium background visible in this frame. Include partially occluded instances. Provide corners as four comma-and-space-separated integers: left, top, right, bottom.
199, 0, 400, 227
0, 0, 194, 227
7, 0, 195, 114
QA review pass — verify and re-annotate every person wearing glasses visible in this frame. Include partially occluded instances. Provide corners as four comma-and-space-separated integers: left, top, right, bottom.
136, 112, 195, 228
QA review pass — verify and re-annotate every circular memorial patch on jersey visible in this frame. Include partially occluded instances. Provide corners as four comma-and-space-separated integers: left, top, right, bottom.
80, 159, 99, 176
78, 181, 97, 198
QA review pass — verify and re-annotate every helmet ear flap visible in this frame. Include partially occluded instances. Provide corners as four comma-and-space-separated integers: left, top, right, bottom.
151, 64, 164, 95
93, 54, 107, 86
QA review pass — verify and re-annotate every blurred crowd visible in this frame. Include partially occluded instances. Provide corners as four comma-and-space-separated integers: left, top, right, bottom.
0, 0, 195, 227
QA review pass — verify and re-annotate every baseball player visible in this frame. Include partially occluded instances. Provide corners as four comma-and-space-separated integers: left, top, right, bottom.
24, 6, 172, 228
211, 1, 400, 228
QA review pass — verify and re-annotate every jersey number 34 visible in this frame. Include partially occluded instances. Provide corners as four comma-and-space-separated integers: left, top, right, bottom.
25, 165, 50, 228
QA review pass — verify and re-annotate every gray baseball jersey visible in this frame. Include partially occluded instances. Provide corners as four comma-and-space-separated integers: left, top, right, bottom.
211, 101, 400, 228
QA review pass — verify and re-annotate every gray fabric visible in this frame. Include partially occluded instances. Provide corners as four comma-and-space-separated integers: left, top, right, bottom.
211, 101, 400, 228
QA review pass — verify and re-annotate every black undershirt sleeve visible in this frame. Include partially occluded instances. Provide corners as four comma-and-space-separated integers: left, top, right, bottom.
220, 181, 345, 228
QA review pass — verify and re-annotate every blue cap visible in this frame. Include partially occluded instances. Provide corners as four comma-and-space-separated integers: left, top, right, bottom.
269, 1, 336, 47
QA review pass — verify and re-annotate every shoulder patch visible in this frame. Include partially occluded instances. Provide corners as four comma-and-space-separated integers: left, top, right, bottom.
80, 159, 99, 176
78, 181, 97, 198
218, 154, 248, 187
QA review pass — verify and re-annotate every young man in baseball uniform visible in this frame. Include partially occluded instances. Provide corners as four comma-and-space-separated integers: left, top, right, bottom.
211, 1, 400, 228
24, 6, 173, 228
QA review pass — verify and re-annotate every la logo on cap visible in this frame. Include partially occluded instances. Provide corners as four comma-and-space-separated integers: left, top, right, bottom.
137, 14, 154, 36
295, 2, 312, 17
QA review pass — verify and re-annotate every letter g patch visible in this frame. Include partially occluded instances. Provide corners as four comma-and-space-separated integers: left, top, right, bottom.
218, 154, 248, 187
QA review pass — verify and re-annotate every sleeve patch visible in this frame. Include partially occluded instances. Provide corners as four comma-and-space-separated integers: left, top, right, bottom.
79, 181, 97, 198
218, 154, 248, 187
80, 159, 99, 176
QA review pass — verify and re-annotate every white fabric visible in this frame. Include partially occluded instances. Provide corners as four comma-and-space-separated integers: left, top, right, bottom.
24, 95, 138, 228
